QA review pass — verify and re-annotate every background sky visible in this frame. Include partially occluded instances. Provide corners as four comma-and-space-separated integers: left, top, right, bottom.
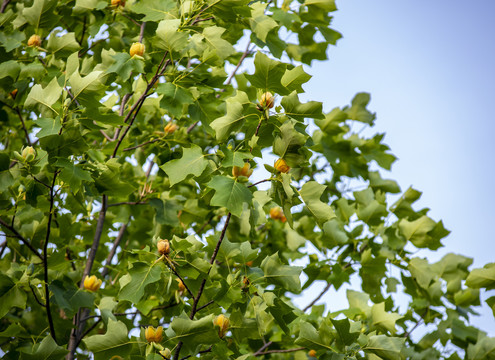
294, 0, 495, 335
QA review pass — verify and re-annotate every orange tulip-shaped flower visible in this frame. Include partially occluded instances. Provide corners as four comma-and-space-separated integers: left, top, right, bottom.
308, 349, 317, 357
164, 122, 178, 135
27, 34, 41, 47
145, 326, 163, 343
83, 275, 102, 292
260, 92, 275, 109
274, 158, 290, 173
130, 42, 145, 57
269, 206, 286, 222
232, 162, 253, 179
111, 0, 125, 7
213, 314, 230, 338
157, 239, 170, 255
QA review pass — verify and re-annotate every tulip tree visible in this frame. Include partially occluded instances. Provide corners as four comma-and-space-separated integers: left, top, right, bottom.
0, 0, 494, 359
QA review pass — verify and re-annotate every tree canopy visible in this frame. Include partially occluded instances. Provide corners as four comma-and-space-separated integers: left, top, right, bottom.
0, 0, 494, 359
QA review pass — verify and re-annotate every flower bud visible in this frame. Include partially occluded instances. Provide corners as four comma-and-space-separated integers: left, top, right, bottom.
232, 162, 253, 179
21, 146, 36, 162
83, 275, 102, 292
213, 314, 230, 338
10, 89, 18, 98
176, 278, 186, 295
260, 92, 275, 109
269, 206, 285, 221
27, 34, 41, 47
308, 349, 317, 357
164, 122, 178, 135
145, 326, 163, 343
274, 158, 290, 173
110, 0, 125, 7
157, 239, 170, 255
159, 348, 172, 359
130, 42, 145, 57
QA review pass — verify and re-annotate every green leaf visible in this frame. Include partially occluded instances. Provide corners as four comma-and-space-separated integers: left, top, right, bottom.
55, 158, 93, 188
261, 253, 302, 293
408, 257, 434, 289
281, 65, 312, 93
84, 320, 131, 360
330, 318, 359, 347
398, 215, 446, 249
323, 219, 348, 245
161, 145, 209, 186
22, 0, 60, 29
281, 91, 324, 120
49, 279, 95, 317
157, 82, 194, 118
295, 321, 334, 350
105, 52, 145, 82
467, 335, 495, 360
118, 262, 162, 304
273, 120, 308, 159
466, 263, 495, 290
245, 52, 289, 95
221, 148, 253, 167
210, 91, 257, 141
46, 31, 80, 58
0, 60, 20, 80
354, 188, 388, 226
249, 2, 278, 42
203, 26, 236, 61
345, 92, 375, 124
207, 176, 253, 217
34, 117, 61, 138
365, 335, 405, 360
155, 19, 188, 53
371, 302, 402, 335
20, 335, 68, 360
0, 274, 27, 318
131, 0, 176, 22
24, 76, 62, 113
299, 181, 335, 226
304, 0, 337, 11
167, 314, 219, 346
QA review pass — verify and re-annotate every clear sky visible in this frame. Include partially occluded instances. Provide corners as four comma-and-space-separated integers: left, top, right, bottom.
297, 0, 495, 335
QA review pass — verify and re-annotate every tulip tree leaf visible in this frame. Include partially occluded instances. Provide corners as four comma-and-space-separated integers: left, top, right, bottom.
161, 145, 209, 186
0, 274, 27, 319
281, 91, 324, 121
166, 314, 219, 347
364, 335, 405, 360
245, 52, 289, 95
261, 253, 302, 293
46, 31, 80, 57
207, 176, 253, 217
299, 181, 335, 226
249, 2, 278, 42
20, 335, 68, 360
295, 321, 334, 350
22, 0, 61, 29
24, 77, 62, 113
118, 262, 162, 304
371, 302, 402, 335
84, 320, 131, 360
35, 117, 62, 138
131, 0, 177, 22
281, 65, 312, 93
466, 263, 495, 290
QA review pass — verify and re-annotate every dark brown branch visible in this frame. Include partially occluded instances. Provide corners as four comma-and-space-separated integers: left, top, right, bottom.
253, 341, 273, 356
29, 284, 46, 307
44, 171, 59, 343
15, 108, 32, 146
79, 16, 87, 45
303, 282, 331, 312
165, 262, 195, 298
173, 212, 232, 360
0, 240, 7, 258
101, 222, 128, 278
196, 300, 214, 312
106, 200, 147, 208
179, 346, 213, 360
255, 347, 305, 356
32, 176, 51, 189
248, 178, 273, 188
138, 22, 146, 43
0, 217, 43, 260
123, 138, 160, 151
225, 41, 252, 86
0, 0, 11, 13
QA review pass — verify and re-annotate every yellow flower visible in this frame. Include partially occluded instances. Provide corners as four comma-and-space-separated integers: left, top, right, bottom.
27, 34, 41, 47
269, 206, 286, 222
213, 314, 230, 338
110, 0, 125, 7
145, 326, 163, 343
260, 92, 275, 109
164, 122, 178, 135
130, 42, 145, 57
308, 349, 317, 357
232, 162, 253, 179
83, 275, 102, 292
274, 158, 290, 173
157, 239, 170, 255
176, 278, 186, 295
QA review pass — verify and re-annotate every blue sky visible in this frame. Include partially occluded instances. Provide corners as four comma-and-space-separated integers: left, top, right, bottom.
298, 0, 495, 334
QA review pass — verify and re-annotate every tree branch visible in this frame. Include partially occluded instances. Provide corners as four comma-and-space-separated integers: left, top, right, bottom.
15, 107, 32, 146
254, 347, 305, 356
101, 221, 128, 278
43, 171, 59, 343
0, 217, 43, 260
0, 0, 11, 13
179, 346, 212, 360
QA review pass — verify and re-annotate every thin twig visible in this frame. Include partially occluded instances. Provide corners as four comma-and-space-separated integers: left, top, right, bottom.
139, 22, 146, 43
225, 41, 252, 86
32, 176, 51, 189
255, 347, 305, 356
179, 346, 213, 360
165, 262, 195, 298
106, 200, 147, 208
196, 300, 214, 312
303, 282, 331, 312
253, 341, 272, 356
173, 212, 232, 360
101, 222, 128, 278
44, 171, 59, 343
404, 309, 428, 339
29, 284, 46, 307
0, 0, 11, 13
79, 16, 87, 45
248, 178, 273, 188
123, 138, 160, 151
0, 217, 43, 260
15, 108, 32, 146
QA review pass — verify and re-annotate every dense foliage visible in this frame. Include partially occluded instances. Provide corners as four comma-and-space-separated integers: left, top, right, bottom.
0, 0, 494, 359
